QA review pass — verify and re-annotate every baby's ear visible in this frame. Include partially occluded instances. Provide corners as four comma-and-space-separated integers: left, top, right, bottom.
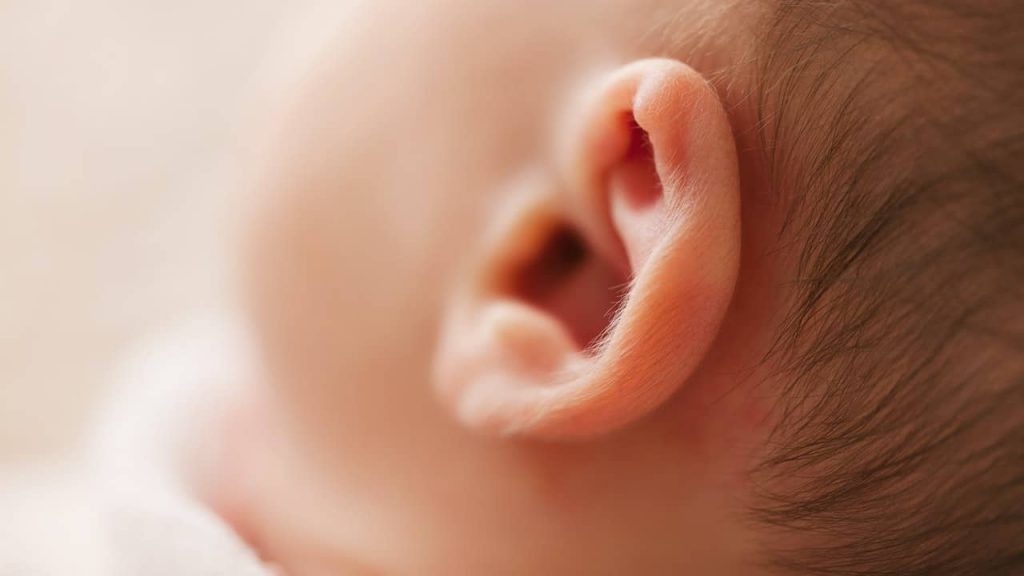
433, 59, 741, 439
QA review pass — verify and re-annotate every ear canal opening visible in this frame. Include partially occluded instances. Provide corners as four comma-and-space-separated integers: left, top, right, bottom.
510, 224, 628, 353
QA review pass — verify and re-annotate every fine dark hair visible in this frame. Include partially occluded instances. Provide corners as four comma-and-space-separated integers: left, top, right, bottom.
751, 1, 1024, 574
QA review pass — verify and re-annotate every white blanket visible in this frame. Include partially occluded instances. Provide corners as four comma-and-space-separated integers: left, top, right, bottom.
1, 319, 274, 576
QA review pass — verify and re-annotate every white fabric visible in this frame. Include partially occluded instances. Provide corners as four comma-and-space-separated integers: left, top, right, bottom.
1, 318, 273, 576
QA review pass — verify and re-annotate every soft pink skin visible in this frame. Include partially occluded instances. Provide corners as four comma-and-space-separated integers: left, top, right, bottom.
224, 1, 790, 574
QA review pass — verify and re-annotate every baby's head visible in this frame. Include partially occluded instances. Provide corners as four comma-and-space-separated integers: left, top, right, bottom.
239, 1, 1023, 574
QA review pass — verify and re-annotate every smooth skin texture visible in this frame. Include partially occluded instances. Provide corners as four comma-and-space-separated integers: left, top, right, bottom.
225, 1, 789, 574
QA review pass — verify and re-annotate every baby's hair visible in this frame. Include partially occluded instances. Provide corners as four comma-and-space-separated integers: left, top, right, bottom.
749, 1, 1023, 574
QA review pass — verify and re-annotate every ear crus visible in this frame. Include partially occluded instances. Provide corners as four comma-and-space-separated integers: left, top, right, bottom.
433, 59, 741, 440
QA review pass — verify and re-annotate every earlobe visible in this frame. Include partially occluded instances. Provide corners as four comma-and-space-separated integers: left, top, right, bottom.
434, 59, 741, 439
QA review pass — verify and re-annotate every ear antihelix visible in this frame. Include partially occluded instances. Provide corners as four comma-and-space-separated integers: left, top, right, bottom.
434, 59, 741, 439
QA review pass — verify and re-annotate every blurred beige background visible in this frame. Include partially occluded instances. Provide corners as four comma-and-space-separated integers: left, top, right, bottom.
0, 0, 308, 463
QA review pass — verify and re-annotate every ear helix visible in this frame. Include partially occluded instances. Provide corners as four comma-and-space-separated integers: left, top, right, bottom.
434, 59, 741, 439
